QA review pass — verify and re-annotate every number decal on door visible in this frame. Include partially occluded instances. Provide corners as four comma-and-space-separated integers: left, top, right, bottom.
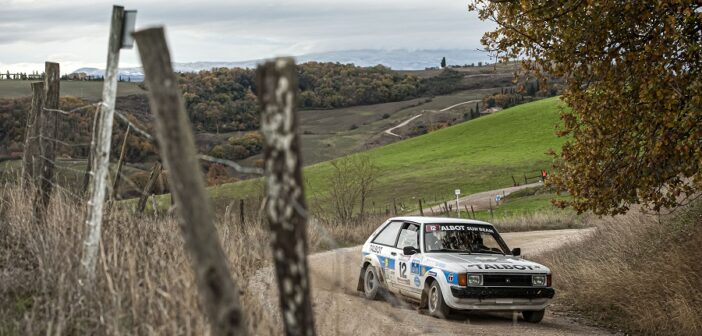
399, 262, 407, 279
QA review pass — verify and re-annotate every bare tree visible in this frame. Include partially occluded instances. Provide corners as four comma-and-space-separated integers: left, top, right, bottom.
327, 154, 380, 222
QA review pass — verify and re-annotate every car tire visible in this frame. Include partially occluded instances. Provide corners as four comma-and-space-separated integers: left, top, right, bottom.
522, 309, 545, 323
363, 265, 381, 300
427, 282, 450, 319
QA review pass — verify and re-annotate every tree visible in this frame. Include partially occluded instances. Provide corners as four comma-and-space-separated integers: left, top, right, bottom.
470, 1, 702, 215
327, 155, 380, 222
440, 57, 447, 68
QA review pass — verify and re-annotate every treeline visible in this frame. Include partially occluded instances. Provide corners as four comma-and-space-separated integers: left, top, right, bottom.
177, 62, 453, 133
0, 96, 155, 162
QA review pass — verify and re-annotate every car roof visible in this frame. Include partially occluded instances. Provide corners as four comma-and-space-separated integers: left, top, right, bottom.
386, 216, 495, 227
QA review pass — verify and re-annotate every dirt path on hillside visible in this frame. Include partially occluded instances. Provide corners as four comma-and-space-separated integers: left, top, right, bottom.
248, 228, 613, 335
384, 114, 424, 137
413, 182, 543, 215
383, 99, 482, 138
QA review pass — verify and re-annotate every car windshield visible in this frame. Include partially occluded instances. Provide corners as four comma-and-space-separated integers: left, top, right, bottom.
424, 224, 509, 254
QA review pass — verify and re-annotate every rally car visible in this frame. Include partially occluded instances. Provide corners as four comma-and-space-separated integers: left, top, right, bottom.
357, 216, 554, 322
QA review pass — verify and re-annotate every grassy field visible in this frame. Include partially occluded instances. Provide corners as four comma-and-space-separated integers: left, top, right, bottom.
0, 80, 145, 99
202, 97, 567, 212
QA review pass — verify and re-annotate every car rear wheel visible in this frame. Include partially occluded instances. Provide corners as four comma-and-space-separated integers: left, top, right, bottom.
427, 282, 450, 318
363, 265, 381, 300
522, 309, 545, 323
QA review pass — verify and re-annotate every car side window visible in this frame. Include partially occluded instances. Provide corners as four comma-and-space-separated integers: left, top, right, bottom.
372, 221, 403, 246
396, 223, 419, 249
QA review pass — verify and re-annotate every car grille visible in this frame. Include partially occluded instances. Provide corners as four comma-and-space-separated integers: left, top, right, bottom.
482, 274, 532, 287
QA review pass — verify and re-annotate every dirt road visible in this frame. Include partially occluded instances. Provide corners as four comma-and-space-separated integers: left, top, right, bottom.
248, 228, 613, 335
414, 182, 543, 215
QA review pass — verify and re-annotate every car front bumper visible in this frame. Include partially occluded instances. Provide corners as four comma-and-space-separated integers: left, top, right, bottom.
444, 286, 555, 311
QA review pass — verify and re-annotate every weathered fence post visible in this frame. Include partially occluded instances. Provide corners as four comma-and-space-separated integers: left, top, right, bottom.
34, 62, 59, 222
393, 198, 398, 215
523, 173, 528, 185
111, 124, 131, 200
134, 27, 247, 336
137, 161, 161, 213
418, 198, 424, 216
81, 6, 124, 285
82, 108, 101, 193
470, 204, 476, 219
511, 175, 518, 187
22, 82, 44, 188
258, 58, 316, 336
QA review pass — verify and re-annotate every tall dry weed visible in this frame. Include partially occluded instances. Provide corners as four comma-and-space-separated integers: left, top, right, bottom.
0, 184, 384, 335
537, 204, 702, 336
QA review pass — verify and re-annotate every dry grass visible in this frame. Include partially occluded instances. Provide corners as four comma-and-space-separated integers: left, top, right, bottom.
0, 184, 382, 335
536, 203, 702, 336
492, 210, 591, 233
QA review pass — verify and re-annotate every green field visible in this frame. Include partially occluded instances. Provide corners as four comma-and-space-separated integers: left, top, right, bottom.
0, 80, 145, 99
204, 97, 568, 211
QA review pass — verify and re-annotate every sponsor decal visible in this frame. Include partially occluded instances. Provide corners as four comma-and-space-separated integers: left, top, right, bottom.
398, 278, 410, 285
384, 258, 389, 268
466, 263, 541, 271
448, 273, 454, 283
369, 245, 383, 254
410, 261, 421, 275
428, 271, 437, 277
426, 224, 494, 233
414, 275, 421, 287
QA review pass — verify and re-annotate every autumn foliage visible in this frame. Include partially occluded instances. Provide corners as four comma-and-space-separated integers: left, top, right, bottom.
471, 1, 702, 215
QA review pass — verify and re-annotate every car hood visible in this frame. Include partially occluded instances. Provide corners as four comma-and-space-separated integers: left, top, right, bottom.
423, 253, 550, 274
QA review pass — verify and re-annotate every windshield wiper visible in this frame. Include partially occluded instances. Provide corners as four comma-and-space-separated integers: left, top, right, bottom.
431, 248, 471, 253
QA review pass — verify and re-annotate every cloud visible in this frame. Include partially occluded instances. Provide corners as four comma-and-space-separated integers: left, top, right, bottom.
0, 0, 493, 72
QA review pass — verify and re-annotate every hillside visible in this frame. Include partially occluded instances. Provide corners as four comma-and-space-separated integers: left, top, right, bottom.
203, 97, 566, 210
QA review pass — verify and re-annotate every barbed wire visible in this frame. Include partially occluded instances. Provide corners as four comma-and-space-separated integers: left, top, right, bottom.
114, 109, 154, 141
42, 102, 102, 115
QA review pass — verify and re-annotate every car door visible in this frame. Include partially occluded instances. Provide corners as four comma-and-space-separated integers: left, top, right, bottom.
394, 222, 423, 295
369, 220, 403, 288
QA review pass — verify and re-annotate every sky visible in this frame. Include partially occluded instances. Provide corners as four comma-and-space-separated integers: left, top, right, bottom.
0, 0, 494, 74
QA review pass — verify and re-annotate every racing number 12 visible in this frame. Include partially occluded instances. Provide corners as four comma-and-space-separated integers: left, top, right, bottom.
399, 261, 407, 279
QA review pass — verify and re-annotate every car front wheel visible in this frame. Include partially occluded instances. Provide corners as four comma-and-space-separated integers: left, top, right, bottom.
363, 265, 381, 300
427, 282, 450, 318
522, 309, 545, 323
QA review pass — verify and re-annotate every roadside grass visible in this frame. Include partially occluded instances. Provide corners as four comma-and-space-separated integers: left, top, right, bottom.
536, 203, 702, 336
0, 80, 145, 99
205, 97, 568, 213
0, 184, 382, 335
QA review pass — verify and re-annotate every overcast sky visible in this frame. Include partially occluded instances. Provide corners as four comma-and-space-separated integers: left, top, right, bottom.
0, 0, 494, 73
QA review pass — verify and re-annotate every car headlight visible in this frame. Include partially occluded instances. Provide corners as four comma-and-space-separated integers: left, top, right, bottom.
467, 274, 482, 286
532, 275, 547, 286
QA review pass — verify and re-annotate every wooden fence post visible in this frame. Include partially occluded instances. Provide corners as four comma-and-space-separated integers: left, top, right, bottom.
393, 198, 398, 215
35, 62, 59, 221
81, 6, 124, 285
523, 173, 528, 185
258, 57, 316, 336
82, 107, 101, 193
134, 27, 247, 336
511, 175, 518, 187
470, 204, 476, 219
418, 198, 424, 216
22, 82, 44, 189
111, 124, 130, 200
137, 161, 161, 213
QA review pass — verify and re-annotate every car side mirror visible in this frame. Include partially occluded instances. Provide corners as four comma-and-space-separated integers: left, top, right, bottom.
403, 246, 418, 255
511, 248, 521, 256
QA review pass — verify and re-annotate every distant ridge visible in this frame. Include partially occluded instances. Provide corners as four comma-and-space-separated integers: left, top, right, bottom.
71, 49, 492, 81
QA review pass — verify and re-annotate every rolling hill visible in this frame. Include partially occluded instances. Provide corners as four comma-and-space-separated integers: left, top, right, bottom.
202, 97, 567, 211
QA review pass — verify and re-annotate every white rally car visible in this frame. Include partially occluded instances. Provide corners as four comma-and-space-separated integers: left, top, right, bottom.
357, 217, 554, 322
